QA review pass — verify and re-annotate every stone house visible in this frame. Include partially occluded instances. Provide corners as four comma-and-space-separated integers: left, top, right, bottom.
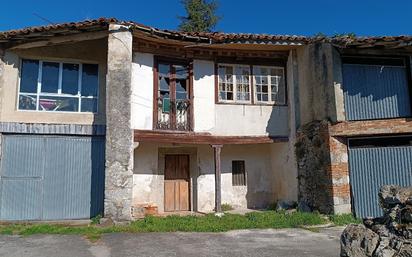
0, 18, 410, 221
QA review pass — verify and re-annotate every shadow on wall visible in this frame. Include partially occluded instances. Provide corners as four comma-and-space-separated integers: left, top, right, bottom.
265, 106, 289, 136
89, 132, 106, 218
245, 177, 274, 210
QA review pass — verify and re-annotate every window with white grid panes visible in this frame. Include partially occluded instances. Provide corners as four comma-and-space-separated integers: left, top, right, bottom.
253, 66, 286, 105
218, 64, 252, 103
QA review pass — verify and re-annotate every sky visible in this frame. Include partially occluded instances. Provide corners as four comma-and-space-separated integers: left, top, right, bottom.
1, 0, 412, 36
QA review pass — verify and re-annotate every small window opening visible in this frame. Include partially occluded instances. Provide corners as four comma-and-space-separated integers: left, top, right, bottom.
232, 160, 246, 186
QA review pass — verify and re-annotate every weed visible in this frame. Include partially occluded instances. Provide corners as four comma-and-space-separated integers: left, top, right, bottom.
221, 204, 234, 212
91, 214, 102, 225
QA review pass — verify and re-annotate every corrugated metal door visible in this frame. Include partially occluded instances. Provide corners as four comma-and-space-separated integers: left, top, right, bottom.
349, 144, 412, 218
0, 135, 105, 220
342, 64, 411, 120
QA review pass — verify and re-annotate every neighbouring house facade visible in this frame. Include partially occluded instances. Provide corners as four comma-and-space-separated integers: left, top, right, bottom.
0, 18, 410, 221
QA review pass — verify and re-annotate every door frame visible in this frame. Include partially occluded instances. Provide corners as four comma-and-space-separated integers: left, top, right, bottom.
153, 56, 194, 131
158, 147, 197, 213
164, 154, 191, 212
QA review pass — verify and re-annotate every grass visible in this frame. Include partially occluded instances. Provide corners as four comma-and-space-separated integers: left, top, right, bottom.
0, 211, 360, 241
328, 214, 362, 226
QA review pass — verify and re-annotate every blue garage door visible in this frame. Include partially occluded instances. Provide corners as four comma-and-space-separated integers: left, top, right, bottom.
0, 135, 105, 220
349, 137, 412, 218
342, 58, 411, 121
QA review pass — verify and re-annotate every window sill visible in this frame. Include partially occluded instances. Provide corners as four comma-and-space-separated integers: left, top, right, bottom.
152, 129, 194, 134
16, 109, 98, 115
216, 102, 288, 107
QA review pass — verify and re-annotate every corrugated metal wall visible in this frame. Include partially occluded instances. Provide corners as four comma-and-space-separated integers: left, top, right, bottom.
0, 135, 105, 221
349, 145, 412, 218
342, 64, 411, 120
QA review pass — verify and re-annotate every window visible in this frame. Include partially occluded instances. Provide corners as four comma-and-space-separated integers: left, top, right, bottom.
217, 63, 286, 105
156, 61, 191, 131
218, 64, 250, 102
232, 160, 246, 186
18, 59, 99, 113
253, 66, 286, 104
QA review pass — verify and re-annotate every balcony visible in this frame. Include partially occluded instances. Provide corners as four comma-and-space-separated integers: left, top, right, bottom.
156, 98, 191, 131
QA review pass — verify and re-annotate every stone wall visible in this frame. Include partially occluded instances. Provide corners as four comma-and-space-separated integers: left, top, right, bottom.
341, 185, 412, 257
104, 24, 134, 221
296, 120, 334, 213
296, 120, 351, 214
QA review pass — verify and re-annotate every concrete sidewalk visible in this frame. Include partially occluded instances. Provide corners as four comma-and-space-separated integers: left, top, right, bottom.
0, 227, 343, 257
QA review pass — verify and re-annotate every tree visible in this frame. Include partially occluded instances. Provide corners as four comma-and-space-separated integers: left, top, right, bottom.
178, 0, 220, 32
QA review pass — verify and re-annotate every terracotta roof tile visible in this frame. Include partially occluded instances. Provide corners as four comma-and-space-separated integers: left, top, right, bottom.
0, 18, 116, 40
1, 17, 411, 49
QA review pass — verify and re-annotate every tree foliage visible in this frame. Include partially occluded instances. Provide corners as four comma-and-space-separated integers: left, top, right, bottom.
178, 0, 220, 32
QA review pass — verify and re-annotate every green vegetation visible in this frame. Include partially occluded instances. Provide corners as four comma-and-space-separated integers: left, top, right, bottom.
91, 214, 102, 225
313, 32, 327, 38
178, 0, 220, 32
328, 214, 361, 226
221, 203, 234, 212
332, 32, 357, 38
0, 211, 360, 241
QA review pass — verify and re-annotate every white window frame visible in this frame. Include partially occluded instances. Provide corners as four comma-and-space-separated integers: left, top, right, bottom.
253, 65, 286, 105
217, 63, 251, 104
17, 59, 99, 113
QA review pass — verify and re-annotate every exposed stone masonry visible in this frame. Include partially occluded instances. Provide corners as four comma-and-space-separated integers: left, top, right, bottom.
104, 24, 134, 221
295, 120, 334, 213
341, 185, 412, 257
296, 120, 350, 214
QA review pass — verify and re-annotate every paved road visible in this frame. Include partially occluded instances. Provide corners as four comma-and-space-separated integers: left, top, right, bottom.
0, 227, 343, 257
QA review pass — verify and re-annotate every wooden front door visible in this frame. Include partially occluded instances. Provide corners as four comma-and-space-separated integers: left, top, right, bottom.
164, 155, 190, 212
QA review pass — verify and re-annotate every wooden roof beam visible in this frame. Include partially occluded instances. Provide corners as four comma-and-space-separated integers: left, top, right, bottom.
7, 31, 108, 50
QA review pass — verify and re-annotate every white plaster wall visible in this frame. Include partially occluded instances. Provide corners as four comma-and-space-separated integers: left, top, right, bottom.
131, 52, 154, 130
192, 59, 289, 136
130, 56, 290, 136
213, 105, 289, 136
132, 143, 164, 211
193, 60, 216, 132
133, 143, 286, 213
269, 50, 298, 202
196, 144, 275, 212
270, 142, 297, 201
